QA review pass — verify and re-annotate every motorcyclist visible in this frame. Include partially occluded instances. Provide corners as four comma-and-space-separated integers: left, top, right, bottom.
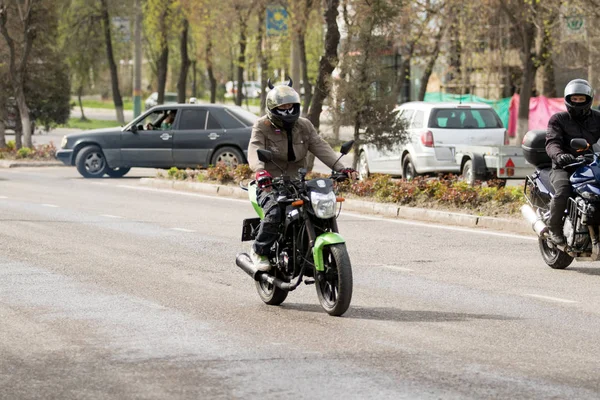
248, 80, 357, 270
545, 78, 600, 245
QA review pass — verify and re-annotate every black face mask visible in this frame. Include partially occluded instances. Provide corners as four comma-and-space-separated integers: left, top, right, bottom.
567, 105, 591, 120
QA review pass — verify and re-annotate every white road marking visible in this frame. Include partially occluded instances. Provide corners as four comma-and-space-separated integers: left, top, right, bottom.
382, 265, 414, 272
117, 185, 247, 203
524, 294, 578, 303
114, 184, 535, 240
100, 214, 124, 219
41, 204, 59, 208
171, 228, 195, 233
342, 211, 538, 241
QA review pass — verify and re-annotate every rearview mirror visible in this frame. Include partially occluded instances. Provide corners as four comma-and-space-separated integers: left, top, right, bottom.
257, 149, 273, 163
570, 138, 589, 151
340, 140, 355, 155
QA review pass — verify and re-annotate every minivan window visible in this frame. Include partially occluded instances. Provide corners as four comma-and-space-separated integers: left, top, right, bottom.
429, 108, 502, 129
397, 109, 415, 126
410, 110, 425, 129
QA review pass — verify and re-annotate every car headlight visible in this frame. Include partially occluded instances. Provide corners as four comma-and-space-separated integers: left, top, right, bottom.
61, 135, 68, 149
310, 191, 337, 219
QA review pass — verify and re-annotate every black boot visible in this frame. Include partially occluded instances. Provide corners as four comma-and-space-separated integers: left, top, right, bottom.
548, 228, 566, 246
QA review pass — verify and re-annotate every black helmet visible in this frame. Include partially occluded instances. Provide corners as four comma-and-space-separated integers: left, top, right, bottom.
265, 77, 301, 128
564, 79, 594, 119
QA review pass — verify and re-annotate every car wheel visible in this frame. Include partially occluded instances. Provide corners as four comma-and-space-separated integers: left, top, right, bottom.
75, 145, 107, 178
357, 151, 370, 180
402, 154, 417, 180
211, 146, 244, 168
106, 167, 131, 178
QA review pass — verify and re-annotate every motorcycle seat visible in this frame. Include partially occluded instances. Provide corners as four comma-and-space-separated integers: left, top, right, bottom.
538, 168, 554, 195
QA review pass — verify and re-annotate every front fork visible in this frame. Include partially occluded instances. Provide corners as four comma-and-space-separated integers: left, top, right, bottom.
303, 217, 345, 272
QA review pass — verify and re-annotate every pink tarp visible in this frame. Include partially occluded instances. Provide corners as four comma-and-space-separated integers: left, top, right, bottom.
508, 94, 566, 137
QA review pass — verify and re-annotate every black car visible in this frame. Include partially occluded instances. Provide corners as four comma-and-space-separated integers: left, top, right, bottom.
56, 104, 258, 178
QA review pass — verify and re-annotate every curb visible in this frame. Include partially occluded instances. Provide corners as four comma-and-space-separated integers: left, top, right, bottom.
139, 178, 535, 236
0, 160, 65, 168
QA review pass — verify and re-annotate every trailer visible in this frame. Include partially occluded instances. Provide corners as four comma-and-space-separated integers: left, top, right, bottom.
448, 145, 535, 186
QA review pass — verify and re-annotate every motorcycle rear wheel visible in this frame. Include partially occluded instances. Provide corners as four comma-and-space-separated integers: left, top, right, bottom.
538, 237, 574, 269
255, 269, 288, 305
316, 243, 353, 316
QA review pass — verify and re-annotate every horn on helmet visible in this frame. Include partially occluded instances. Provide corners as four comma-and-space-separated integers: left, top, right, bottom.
267, 78, 274, 90
286, 76, 293, 87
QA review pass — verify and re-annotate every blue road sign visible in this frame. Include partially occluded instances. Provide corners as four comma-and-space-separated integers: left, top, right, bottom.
266, 6, 288, 36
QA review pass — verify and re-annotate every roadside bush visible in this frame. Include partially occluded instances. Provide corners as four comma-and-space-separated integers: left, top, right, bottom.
0, 141, 57, 160
155, 164, 526, 216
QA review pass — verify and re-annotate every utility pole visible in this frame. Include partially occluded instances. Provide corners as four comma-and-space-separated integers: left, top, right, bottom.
133, 0, 142, 118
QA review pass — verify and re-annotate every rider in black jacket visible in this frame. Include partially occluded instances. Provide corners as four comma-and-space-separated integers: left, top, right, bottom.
545, 79, 600, 245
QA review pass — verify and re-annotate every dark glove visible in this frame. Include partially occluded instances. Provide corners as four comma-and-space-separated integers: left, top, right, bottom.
557, 153, 575, 167
255, 170, 272, 188
340, 168, 358, 180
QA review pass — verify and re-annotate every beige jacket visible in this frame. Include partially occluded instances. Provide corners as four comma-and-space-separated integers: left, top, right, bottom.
248, 115, 346, 177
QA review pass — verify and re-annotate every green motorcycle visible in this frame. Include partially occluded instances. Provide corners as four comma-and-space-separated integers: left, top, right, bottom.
236, 141, 354, 316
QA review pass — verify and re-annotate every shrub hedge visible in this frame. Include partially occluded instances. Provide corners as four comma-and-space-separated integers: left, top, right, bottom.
157, 165, 525, 217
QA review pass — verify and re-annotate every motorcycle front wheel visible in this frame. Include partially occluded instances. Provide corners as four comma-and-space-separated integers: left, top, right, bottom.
255, 269, 288, 305
316, 243, 353, 316
538, 237, 574, 269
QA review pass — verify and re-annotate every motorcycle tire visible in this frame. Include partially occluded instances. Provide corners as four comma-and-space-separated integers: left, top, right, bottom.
316, 243, 353, 316
255, 269, 288, 305
538, 237, 574, 269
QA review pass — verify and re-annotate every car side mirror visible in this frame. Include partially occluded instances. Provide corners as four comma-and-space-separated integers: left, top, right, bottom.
257, 149, 273, 163
340, 140, 355, 155
570, 138, 589, 151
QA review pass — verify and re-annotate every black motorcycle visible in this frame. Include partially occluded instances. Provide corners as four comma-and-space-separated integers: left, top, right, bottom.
236, 141, 355, 316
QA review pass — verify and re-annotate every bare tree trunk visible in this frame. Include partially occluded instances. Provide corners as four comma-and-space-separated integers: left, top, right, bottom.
235, 18, 247, 107
0, 108, 5, 149
205, 38, 217, 103
0, 2, 35, 148
191, 60, 197, 98
418, 27, 444, 101
307, 0, 340, 130
306, 0, 340, 171
299, 34, 313, 115
517, 24, 536, 144
78, 85, 88, 121
256, 3, 268, 116
100, 0, 124, 124
157, 47, 169, 105
177, 19, 190, 103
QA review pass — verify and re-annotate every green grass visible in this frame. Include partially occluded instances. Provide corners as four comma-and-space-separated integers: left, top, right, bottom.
59, 118, 122, 130
77, 98, 134, 111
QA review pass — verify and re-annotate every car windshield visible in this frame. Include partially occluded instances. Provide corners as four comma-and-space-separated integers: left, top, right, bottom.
429, 108, 503, 129
227, 107, 259, 126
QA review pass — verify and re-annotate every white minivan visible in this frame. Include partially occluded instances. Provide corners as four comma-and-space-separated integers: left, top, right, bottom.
357, 102, 507, 179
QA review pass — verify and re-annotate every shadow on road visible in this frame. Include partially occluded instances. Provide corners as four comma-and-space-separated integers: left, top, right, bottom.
567, 267, 600, 277
280, 303, 517, 322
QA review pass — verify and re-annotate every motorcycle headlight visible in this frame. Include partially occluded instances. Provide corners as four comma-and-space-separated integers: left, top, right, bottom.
310, 191, 337, 219
60, 135, 68, 149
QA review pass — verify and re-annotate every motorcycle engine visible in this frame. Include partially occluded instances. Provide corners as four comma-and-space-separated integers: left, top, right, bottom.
564, 198, 592, 249
277, 250, 292, 274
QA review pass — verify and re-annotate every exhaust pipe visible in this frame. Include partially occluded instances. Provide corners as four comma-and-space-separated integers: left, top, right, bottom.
235, 253, 297, 291
521, 204, 548, 237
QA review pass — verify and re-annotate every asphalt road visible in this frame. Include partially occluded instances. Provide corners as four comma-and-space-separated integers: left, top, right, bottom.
1, 167, 600, 399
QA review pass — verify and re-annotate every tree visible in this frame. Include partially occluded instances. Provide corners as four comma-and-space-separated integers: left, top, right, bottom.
333, 0, 408, 165
99, 0, 125, 123
176, 17, 190, 103
231, 0, 256, 107
0, 0, 37, 148
60, 0, 105, 121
